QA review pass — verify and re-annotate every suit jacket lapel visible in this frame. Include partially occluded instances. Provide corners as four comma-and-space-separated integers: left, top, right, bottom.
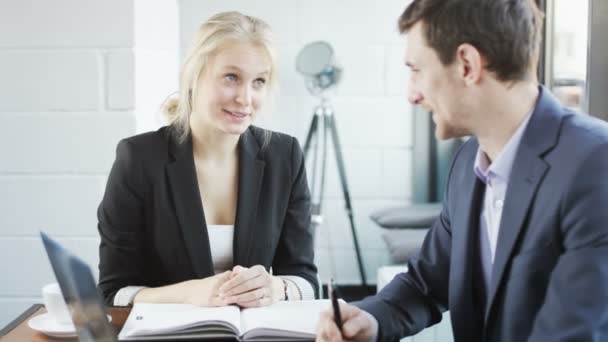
485, 86, 563, 322
233, 129, 265, 266
166, 134, 214, 278
484, 147, 548, 320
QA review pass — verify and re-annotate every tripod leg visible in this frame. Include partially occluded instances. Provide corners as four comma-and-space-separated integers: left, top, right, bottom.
325, 113, 368, 287
304, 113, 321, 218
310, 113, 328, 244
303, 114, 319, 160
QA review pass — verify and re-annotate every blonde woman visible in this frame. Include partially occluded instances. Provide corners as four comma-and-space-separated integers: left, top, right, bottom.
97, 11, 317, 308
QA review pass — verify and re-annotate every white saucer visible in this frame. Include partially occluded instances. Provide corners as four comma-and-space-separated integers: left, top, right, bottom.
28, 313, 112, 338
28, 313, 77, 338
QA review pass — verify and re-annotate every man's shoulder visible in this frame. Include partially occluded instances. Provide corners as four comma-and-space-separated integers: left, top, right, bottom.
554, 113, 608, 182
560, 110, 608, 147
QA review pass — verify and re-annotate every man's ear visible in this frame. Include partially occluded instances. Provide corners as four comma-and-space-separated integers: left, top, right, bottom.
455, 43, 484, 86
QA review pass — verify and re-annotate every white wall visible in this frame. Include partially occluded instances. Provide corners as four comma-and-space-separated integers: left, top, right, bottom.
0, 0, 136, 326
134, 0, 179, 133
178, 0, 414, 285
0, 0, 418, 329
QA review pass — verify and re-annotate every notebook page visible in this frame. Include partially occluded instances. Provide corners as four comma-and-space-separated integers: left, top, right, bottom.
240, 300, 331, 339
119, 303, 241, 338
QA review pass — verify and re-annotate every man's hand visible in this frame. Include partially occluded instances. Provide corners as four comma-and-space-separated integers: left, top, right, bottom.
316, 301, 378, 342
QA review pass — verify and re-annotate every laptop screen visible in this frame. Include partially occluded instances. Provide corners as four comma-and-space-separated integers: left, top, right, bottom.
40, 231, 117, 342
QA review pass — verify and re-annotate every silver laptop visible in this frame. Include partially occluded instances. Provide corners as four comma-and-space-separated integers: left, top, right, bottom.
40, 231, 117, 342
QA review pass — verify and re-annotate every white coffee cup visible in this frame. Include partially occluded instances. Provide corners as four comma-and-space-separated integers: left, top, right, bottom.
42, 282, 72, 324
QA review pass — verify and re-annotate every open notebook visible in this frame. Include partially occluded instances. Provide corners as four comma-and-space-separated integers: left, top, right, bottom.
118, 300, 331, 341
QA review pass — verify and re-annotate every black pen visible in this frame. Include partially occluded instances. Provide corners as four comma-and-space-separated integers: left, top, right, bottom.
329, 278, 343, 335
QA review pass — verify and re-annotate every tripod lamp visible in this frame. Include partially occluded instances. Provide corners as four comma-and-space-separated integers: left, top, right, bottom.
296, 41, 368, 287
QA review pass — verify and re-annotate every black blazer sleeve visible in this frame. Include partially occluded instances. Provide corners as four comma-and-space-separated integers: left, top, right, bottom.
97, 139, 147, 305
270, 138, 318, 296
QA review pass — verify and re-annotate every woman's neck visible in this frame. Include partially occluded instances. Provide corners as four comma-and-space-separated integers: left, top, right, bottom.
190, 123, 240, 162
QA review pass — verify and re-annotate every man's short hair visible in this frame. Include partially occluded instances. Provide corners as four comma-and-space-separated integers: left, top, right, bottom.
399, 0, 544, 82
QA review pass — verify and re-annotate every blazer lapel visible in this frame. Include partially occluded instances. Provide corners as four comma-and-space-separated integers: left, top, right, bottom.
233, 129, 265, 266
484, 147, 548, 320
450, 143, 487, 341
165, 135, 214, 278
484, 86, 563, 322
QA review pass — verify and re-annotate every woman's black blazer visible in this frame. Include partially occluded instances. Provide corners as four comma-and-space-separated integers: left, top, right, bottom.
97, 126, 318, 304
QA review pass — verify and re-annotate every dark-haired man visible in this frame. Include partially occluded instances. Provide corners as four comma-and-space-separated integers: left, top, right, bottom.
316, 0, 608, 341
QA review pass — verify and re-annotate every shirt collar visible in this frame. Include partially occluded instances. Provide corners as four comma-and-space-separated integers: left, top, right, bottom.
474, 110, 534, 184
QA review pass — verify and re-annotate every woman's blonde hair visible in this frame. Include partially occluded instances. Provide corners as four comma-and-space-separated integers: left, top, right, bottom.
161, 11, 277, 143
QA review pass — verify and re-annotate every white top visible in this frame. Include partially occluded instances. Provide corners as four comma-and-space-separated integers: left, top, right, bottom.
207, 225, 235, 274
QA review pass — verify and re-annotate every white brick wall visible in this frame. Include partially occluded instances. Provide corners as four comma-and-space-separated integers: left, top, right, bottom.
133, 0, 179, 133
0, 238, 100, 296
107, 51, 136, 110
0, 0, 136, 328
0, 51, 101, 111
295, 0, 406, 45
0, 113, 135, 173
178, 0, 299, 46
0, 0, 134, 48
0, 176, 106, 236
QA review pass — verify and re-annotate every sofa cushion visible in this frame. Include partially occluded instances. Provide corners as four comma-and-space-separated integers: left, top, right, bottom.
370, 203, 442, 229
381, 228, 429, 264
